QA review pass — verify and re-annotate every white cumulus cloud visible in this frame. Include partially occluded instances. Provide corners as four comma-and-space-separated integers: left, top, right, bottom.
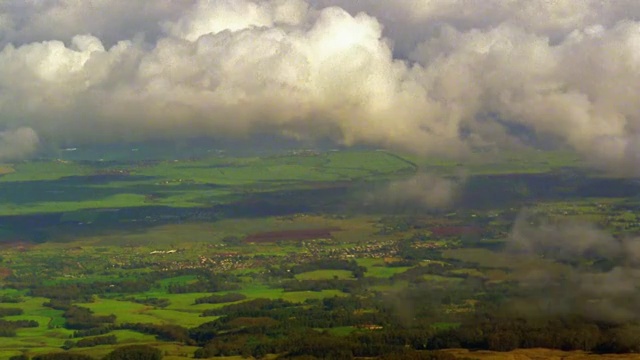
0, 0, 637, 172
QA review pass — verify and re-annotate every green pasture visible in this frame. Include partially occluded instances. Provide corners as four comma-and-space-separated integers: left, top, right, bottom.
356, 259, 413, 278
212, 214, 343, 238
0, 161, 90, 182
442, 248, 528, 269
77, 298, 154, 323
0, 316, 73, 354
0, 150, 416, 216
403, 149, 586, 175
120, 285, 346, 321
295, 270, 354, 280
0, 149, 596, 218
366, 266, 412, 278
144, 309, 214, 328
0, 296, 62, 320
0, 288, 25, 298
234, 284, 347, 303
0, 147, 637, 358
156, 275, 199, 289
325, 326, 358, 336
0, 351, 23, 359
78, 289, 347, 329
80, 215, 380, 253
401, 149, 584, 175
0, 193, 149, 216
76, 297, 217, 328
369, 280, 410, 293
432, 322, 460, 330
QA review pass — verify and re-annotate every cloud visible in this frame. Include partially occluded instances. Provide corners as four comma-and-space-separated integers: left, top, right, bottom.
0, 2, 456, 155
508, 213, 621, 261
0, 0, 638, 172
0, 0, 191, 48
0, 127, 39, 161
367, 173, 466, 211
506, 212, 640, 321
164, 0, 310, 41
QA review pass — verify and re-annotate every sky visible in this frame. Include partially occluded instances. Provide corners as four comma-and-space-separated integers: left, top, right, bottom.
0, 0, 639, 174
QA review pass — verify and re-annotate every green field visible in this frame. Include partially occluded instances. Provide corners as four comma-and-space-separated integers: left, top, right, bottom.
295, 270, 354, 280
0, 149, 638, 359
0, 150, 416, 216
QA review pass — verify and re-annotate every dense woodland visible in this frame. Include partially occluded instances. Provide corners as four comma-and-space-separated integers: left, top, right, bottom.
4, 243, 640, 359
25, 345, 162, 360
9, 265, 640, 359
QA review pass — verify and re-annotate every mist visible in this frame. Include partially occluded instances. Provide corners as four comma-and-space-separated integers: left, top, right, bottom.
506, 212, 640, 322
0, 127, 39, 161
0, 0, 639, 173
368, 173, 466, 211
